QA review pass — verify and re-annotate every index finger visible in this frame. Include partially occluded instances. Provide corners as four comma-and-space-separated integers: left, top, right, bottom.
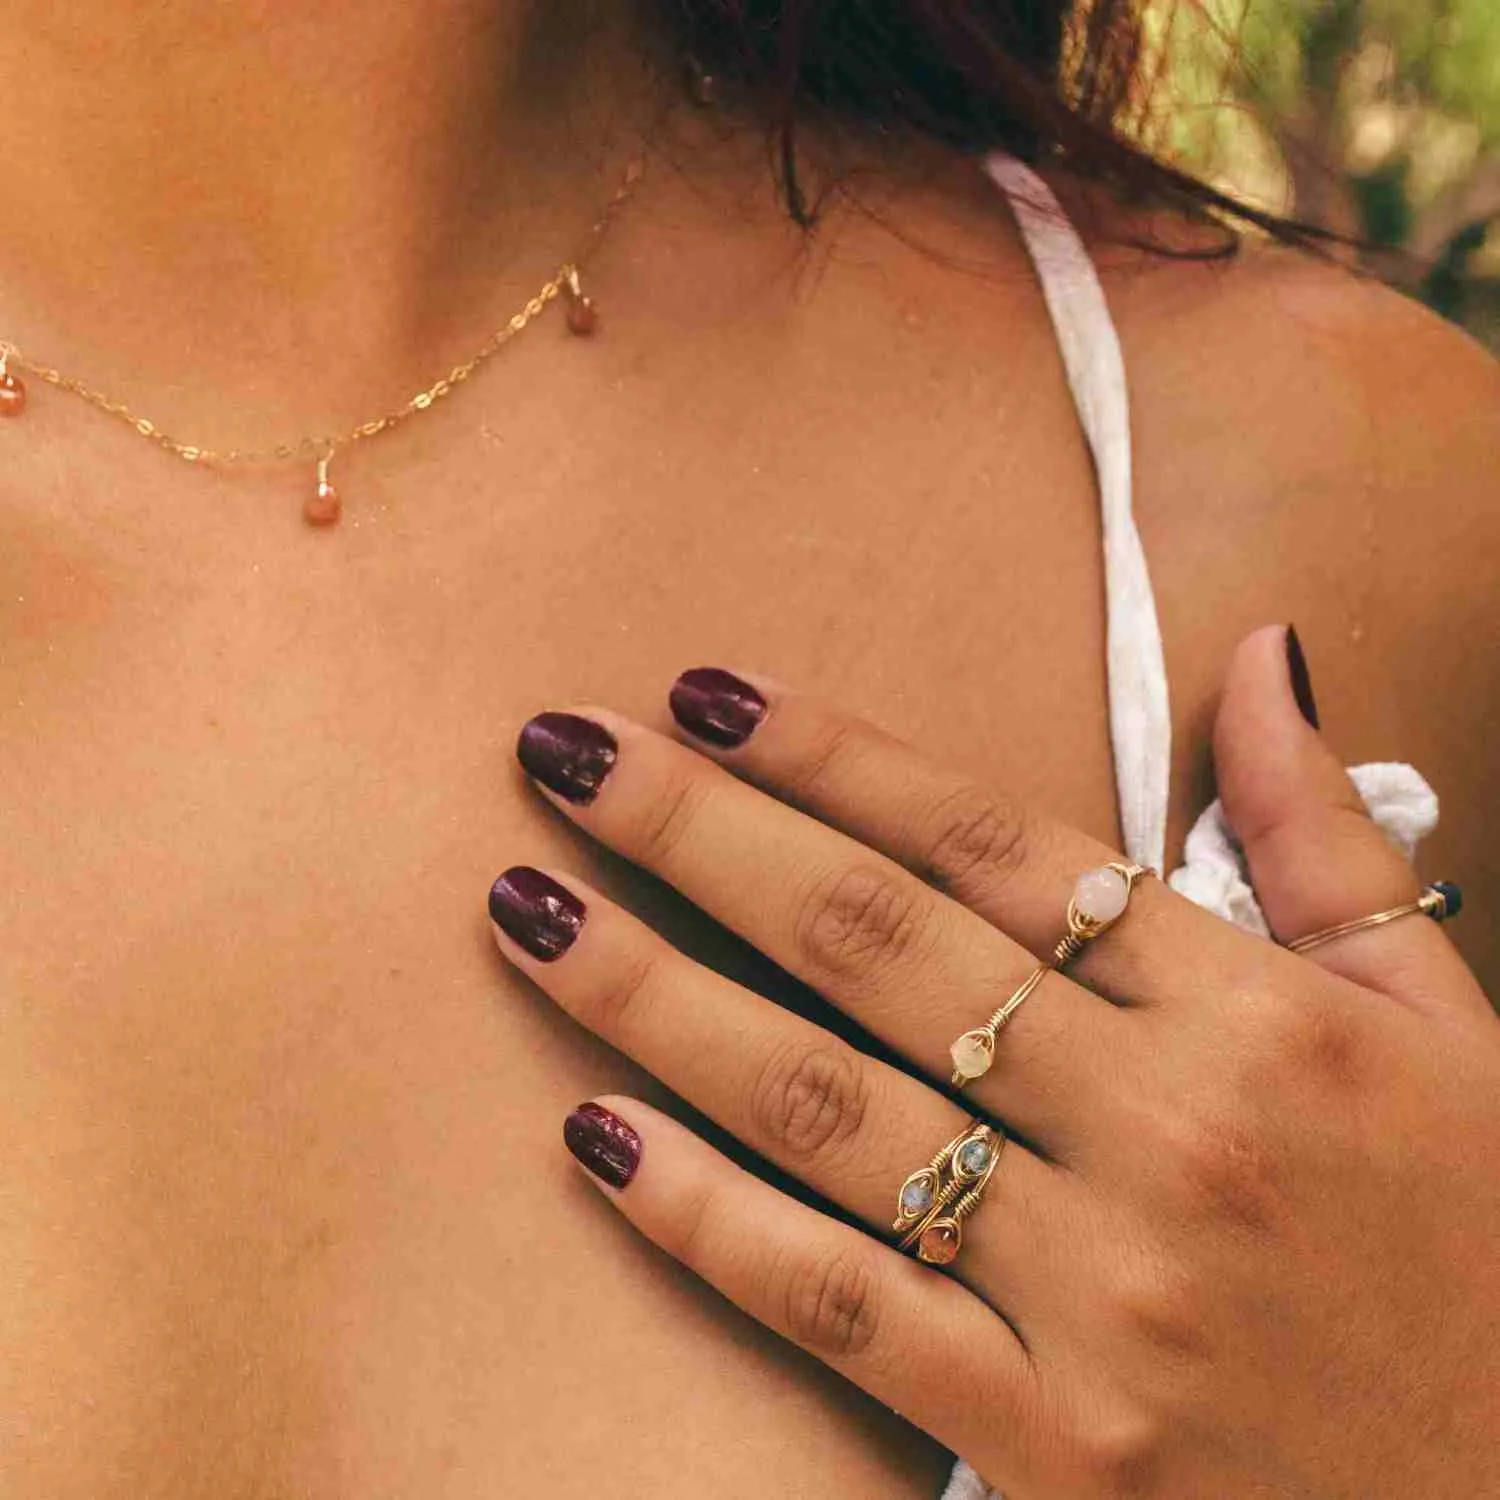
664, 667, 1286, 1009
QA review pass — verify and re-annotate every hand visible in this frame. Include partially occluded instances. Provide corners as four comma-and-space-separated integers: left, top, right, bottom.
485, 627, 1499, 1498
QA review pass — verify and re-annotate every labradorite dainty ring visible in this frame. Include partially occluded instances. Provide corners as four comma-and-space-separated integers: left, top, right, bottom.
949, 862, 1153, 1088
1286, 882, 1463, 955
894, 1121, 1005, 1267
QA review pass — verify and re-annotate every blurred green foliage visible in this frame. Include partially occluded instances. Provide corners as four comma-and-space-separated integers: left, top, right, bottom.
1150, 0, 1500, 343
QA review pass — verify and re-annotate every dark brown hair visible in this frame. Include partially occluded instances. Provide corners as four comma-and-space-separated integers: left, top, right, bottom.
666, 1, 1317, 247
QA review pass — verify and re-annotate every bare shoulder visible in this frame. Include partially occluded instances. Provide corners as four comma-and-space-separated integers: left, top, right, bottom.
1107, 238, 1498, 598
1105, 241, 1498, 983
1114, 236, 1496, 439
814, 169, 1496, 980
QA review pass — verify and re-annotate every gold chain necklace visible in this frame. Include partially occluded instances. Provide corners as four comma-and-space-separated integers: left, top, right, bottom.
0, 159, 643, 529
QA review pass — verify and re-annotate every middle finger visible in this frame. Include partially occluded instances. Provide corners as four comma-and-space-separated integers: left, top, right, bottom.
487, 863, 1074, 1316
514, 708, 1144, 1158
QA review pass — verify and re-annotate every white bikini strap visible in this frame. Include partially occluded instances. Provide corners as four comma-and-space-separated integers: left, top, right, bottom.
983, 154, 1171, 876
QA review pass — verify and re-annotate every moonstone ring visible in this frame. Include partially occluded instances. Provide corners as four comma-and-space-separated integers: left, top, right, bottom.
949, 861, 1153, 1087
893, 1121, 1005, 1266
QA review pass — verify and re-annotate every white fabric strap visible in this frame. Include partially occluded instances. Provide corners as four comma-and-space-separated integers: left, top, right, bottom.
983, 155, 1171, 877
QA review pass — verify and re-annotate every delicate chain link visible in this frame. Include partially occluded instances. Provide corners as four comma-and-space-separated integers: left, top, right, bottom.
0, 159, 644, 470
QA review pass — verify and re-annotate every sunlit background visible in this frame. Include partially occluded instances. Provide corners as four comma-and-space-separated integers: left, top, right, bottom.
1138, 0, 1500, 345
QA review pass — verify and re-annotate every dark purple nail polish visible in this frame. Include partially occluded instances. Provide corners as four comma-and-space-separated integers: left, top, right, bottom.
517, 713, 618, 805
564, 1102, 642, 1189
669, 668, 768, 749
489, 866, 587, 962
1285, 626, 1320, 730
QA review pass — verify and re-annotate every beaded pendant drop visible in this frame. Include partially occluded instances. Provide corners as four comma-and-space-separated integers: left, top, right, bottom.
563, 267, 599, 337
0, 156, 646, 534
305, 452, 342, 528
0, 367, 25, 416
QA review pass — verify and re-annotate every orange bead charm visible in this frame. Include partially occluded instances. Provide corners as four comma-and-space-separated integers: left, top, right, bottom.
305, 453, 342, 527
0, 370, 25, 417
566, 295, 599, 337
563, 266, 599, 337
917, 1221, 961, 1266
305, 480, 341, 527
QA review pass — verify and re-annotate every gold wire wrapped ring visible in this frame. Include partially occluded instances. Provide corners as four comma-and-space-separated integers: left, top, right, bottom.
893, 1121, 1006, 1266
949, 862, 1152, 1087
1287, 881, 1463, 955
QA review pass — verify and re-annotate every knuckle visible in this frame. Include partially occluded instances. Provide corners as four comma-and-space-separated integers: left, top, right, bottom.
1070, 1409, 1164, 1500
749, 1042, 870, 1169
1105, 1259, 1211, 1365
1264, 994, 1370, 1094
576, 948, 660, 1036
794, 863, 933, 980
781, 717, 865, 806
664, 1175, 721, 1273
1165, 1107, 1286, 1237
780, 1245, 883, 1359
633, 773, 711, 869
916, 784, 1030, 898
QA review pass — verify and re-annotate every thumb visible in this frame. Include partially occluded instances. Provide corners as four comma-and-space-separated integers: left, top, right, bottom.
1213, 624, 1484, 1020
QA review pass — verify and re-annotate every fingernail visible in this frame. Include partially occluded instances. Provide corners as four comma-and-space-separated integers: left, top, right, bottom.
489, 866, 587, 962
517, 712, 618, 805
669, 667, 768, 749
1285, 626, 1320, 730
564, 1102, 642, 1189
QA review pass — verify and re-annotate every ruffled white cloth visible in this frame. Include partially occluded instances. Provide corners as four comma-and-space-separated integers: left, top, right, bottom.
1167, 761, 1440, 935
942, 157, 1441, 1500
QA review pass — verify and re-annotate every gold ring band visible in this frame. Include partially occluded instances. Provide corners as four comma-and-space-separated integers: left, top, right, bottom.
893, 1121, 1005, 1266
949, 862, 1152, 1087
1286, 882, 1462, 955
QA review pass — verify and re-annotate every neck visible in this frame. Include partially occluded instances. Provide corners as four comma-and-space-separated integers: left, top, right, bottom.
0, 2, 661, 436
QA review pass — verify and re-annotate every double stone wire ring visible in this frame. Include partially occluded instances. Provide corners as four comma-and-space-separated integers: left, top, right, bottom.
893, 863, 1150, 1268
894, 1122, 1006, 1266
948, 862, 1153, 1089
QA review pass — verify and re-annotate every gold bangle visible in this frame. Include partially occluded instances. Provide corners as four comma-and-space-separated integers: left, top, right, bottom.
949, 862, 1153, 1087
1286, 882, 1462, 955
894, 1122, 1005, 1267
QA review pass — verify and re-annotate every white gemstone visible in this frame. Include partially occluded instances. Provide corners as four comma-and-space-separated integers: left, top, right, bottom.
957, 1138, 993, 1177
950, 1033, 993, 1081
1074, 866, 1129, 924
900, 1178, 935, 1217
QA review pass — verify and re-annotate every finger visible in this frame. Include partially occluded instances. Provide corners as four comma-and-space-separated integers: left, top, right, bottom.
513, 710, 1142, 1157
488, 864, 1077, 1315
558, 1093, 1037, 1487
662, 667, 1253, 1009
1213, 624, 1486, 1020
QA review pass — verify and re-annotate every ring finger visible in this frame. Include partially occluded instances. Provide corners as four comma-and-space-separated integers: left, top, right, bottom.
488, 863, 1083, 1318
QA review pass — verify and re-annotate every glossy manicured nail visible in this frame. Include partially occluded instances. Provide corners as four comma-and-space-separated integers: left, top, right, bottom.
489, 866, 587, 962
564, 1102, 642, 1189
669, 667, 768, 748
517, 712, 618, 805
1285, 626, 1320, 730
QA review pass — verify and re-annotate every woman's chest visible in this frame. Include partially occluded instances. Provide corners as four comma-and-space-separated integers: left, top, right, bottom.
1, 386, 1140, 954
0, 375, 1295, 1498
0, 391, 1295, 1212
